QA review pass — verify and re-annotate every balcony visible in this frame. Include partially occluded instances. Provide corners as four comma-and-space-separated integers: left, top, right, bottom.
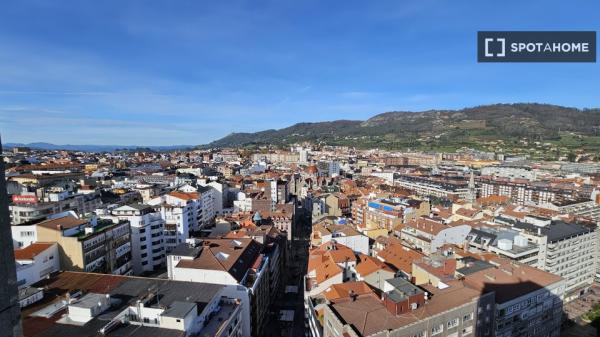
113, 261, 132, 275
115, 242, 132, 259
198, 299, 241, 337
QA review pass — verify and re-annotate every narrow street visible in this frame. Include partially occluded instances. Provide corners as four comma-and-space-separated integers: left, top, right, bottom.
264, 204, 311, 337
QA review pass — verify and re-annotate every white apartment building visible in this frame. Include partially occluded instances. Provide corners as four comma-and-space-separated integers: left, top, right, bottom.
466, 227, 542, 268
14, 242, 60, 288
496, 215, 597, 301
167, 238, 267, 337
198, 185, 217, 227
100, 204, 166, 275
400, 217, 472, 254
199, 180, 227, 215
481, 166, 537, 180
148, 191, 201, 252
394, 176, 470, 200
548, 199, 600, 222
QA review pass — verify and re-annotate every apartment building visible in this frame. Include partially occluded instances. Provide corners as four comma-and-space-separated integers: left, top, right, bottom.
463, 258, 565, 337
323, 278, 494, 337
100, 204, 166, 275
20, 271, 245, 337
364, 198, 430, 234
495, 215, 596, 301
14, 242, 60, 289
400, 217, 471, 254
466, 227, 542, 268
323, 253, 565, 337
224, 223, 288, 307
148, 191, 201, 252
317, 161, 340, 177
311, 223, 369, 254
323, 193, 349, 217
478, 176, 584, 206
547, 199, 600, 222
305, 243, 357, 299
198, 185, 217, 227
481, 166, 537, 180
167, 238, 268, 337
251, 152, 300, 164
9, 191, 102, 225
374, 241, 425, 280
394, 175, 470, 200
32, 215, 132, 275
233, 191, 272, 213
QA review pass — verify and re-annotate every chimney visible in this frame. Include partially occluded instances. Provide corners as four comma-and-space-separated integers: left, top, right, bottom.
443, 259, 456, 274
349, 290, 357, 302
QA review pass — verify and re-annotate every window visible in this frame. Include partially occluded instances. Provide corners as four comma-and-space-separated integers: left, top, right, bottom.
463, 313, 473, 322
413, 331, 425, 337
431, 324, 443, 335
462, 326, 473, 335
447, 318, 459, 329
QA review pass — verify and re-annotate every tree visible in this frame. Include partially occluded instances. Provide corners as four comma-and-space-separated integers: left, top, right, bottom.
567, 152, 577, 162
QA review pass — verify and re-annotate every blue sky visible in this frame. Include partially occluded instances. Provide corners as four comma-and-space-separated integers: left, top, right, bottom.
1, 0, 599, 145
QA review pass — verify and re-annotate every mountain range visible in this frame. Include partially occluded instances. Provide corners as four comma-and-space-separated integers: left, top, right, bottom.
4, 142, 193, 152
6, 104, 600, 152
206, 103, 600, 150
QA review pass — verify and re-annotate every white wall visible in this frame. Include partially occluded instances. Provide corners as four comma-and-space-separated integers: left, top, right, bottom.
171, 266, 239, 285
11, 225, 38, 248
431, 225, 472, 253
15, 243, 60, 288
325, 235, 369, 255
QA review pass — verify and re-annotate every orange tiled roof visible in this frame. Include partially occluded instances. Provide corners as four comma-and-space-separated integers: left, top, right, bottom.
324, 281, 374, 301
404, 217, 447, 235
14, 242, 54, 260
168, 191, 199, 200
355, 254, 394, 276
375, 243, 424, 274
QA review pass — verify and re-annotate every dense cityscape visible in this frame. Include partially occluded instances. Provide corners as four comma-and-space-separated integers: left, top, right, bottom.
1, 2, 600, 337
1, 140, 599, 337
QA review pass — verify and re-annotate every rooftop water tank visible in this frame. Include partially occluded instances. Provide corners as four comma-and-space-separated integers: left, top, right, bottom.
498, 239, 513, 250
513, 235, 528, 247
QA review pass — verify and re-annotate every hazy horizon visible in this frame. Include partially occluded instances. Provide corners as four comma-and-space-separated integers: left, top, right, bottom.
1, 1, 599, 145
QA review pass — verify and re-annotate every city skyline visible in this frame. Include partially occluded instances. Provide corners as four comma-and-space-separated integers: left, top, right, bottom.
1, 0, 600, 145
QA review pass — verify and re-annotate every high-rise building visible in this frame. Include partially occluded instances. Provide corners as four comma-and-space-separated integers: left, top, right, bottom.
0, 137, 23, 337
100, 204, 166, 275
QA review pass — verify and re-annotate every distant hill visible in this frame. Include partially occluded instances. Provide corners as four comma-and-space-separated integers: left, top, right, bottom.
4, 142, 193, 152
206, 103, 600, 150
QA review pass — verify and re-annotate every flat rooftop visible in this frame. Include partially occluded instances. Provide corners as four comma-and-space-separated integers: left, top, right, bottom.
22, 271, 224, 337
499, 217, 594, 242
